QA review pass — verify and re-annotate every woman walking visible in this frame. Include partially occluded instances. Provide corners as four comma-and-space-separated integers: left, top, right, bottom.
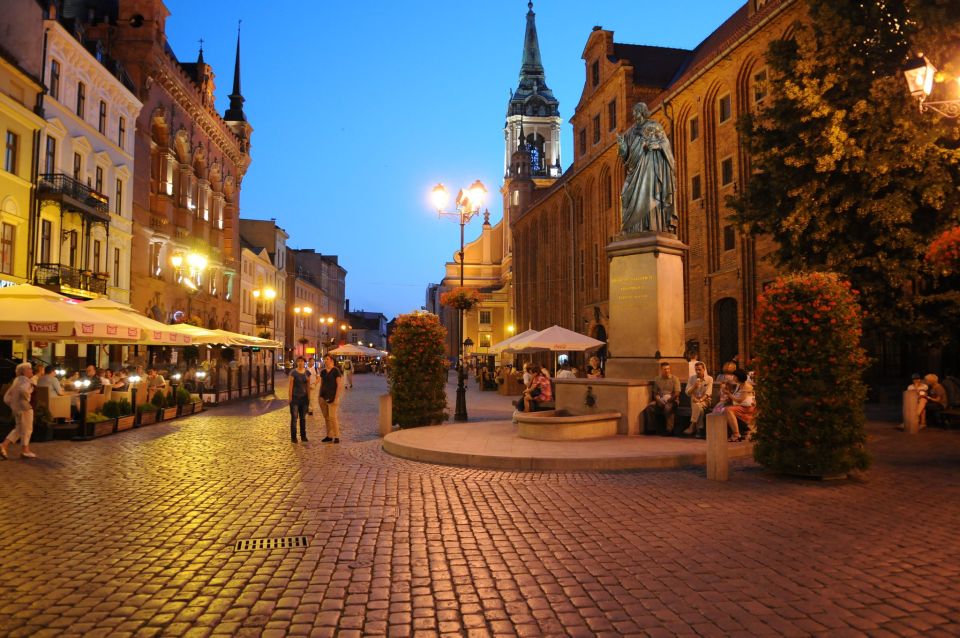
1, 362, 37, 459
287, 356, 311, 443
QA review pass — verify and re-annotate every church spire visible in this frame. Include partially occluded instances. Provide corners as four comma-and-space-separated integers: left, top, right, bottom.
224, 22, 246, 123
506, 1, 558, 118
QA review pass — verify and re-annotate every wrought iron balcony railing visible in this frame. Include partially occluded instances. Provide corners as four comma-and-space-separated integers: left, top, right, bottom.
34, 263, 108, 296
38, 173, 110, 217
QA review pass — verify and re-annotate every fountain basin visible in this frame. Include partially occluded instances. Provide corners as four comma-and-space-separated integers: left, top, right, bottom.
516, 409, 622, 441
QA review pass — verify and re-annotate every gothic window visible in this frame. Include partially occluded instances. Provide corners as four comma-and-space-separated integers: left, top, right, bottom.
754, 69, 769, 103
689, 116, 700, 142
691, 174, 702, 200
719, 94, 732, 123
721, 157, 734, 186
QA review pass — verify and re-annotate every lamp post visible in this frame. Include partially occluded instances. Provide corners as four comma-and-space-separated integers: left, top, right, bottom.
171, 251, 208, 320
319, 316, 335, 354
293, 305, 312, 356
903, 53, 960, 118
252, 286, 277, 337
431, 179, 487, 422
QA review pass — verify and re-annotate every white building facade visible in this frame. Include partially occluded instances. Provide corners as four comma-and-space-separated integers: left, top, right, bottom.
37, 16, 142, 304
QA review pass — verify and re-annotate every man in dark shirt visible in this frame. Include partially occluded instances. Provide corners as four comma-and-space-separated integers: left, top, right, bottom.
319, 354, 344, 443
643, 361, 681, 435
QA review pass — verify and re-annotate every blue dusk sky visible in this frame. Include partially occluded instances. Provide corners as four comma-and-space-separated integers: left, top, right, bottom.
163, 0, 744, 319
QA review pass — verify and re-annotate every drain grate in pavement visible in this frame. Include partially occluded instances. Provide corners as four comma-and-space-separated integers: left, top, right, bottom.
234, 535, 310, 552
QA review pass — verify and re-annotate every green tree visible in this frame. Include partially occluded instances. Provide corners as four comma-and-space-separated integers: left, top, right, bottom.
387, 312, 448, 428
731, 0, 960, 340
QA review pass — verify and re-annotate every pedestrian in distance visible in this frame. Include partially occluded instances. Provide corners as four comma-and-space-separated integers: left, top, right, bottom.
288, 356, 311, 443
319, 354, 344, 443
341, 358, 354, 389
1, 362, 37, 459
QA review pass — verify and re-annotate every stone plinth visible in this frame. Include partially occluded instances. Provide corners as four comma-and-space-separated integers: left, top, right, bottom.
555, 378, 651, 435
604, 233, 689, 380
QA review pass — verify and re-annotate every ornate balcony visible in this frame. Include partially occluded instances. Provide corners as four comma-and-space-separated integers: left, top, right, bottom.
34, 263, 108, 297
37, 173, 110, 223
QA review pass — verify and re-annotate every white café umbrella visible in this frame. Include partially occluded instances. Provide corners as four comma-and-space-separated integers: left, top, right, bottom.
508, 325, 605, 352
328, 343, 367, 357
0, 284, 141, 341
488, 328, 539, 354
508, 325, 606, 375
82, 298, 191, 345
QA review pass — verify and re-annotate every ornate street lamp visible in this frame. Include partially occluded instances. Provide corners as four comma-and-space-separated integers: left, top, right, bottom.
171, 251, 208, 319
294, 305, 312, 355
431, 179, 487, 421
252, 286, 277, 337
903, 53, 960, 118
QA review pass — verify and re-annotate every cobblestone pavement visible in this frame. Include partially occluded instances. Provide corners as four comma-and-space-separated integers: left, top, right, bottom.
1, 373, 959, 637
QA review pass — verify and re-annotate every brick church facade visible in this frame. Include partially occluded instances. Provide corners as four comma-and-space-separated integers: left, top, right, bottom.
506, 0, 802, 372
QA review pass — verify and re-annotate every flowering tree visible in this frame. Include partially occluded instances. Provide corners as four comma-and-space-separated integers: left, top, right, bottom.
752, 272, 871, 476
387, 311, 448, 428
926, 227, 960, 274
439, 287, 483, 311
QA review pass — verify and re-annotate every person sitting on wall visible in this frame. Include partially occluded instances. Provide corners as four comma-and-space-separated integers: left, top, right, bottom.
726, 369, 756, 442
907, 373, 929, 428
80, 364, 102, 393
522, 366, 553, 412
924, 373, 947, 427
644, 362, 681, 435
685, 361, 714, 438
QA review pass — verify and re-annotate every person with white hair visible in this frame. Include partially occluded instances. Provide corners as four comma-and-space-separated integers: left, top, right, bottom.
1, 362, 37, 459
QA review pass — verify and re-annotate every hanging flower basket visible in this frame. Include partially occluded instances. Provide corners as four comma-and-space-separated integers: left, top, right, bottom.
440, 287, 483, 311
926, 227, 960, 274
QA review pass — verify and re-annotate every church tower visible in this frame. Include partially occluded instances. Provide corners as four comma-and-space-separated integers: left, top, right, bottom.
504, 1, 561, 182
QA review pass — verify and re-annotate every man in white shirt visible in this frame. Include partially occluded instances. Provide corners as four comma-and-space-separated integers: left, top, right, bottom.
556, 363, 576, 379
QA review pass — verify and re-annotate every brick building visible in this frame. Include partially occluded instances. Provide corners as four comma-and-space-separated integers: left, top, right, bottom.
508, 0, 802, 372
75, 0, 252, 331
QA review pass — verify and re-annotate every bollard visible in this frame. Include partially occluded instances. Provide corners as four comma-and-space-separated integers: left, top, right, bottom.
378, 394, 393, 437
706, 413, 728, 481
903, 389, 919, 434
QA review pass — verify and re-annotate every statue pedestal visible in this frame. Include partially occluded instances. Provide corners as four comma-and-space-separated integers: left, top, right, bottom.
604, 233, 688, 381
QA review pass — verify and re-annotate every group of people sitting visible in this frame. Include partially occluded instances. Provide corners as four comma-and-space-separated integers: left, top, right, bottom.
32, 363, 168, 398
644, 359, 755, 442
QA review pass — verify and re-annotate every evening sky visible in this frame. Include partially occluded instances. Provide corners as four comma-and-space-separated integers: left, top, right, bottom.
163, 0, 744, 320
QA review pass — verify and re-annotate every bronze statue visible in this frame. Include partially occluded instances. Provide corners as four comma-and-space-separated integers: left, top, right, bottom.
617, 103, 678, 234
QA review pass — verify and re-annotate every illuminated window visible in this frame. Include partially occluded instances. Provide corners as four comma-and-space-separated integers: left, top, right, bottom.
480, 334, 492, 348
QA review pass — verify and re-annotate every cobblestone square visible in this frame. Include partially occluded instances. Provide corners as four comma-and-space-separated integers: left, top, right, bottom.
1, 373, 958, 637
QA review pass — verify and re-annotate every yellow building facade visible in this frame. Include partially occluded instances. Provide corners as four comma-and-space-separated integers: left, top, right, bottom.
0, 50, 44, 289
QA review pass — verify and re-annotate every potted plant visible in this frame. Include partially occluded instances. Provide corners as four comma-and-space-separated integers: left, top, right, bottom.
156, 390, 177, 421
137, 402, 159, 425
106, 398, 135, 432
190, 393, 203, 413
175, 387, 192, 415
439, 287, 483, 311
86, 410, 115, 438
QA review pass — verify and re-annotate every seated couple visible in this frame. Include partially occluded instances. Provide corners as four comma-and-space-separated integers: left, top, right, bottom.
518, 366, 552, 412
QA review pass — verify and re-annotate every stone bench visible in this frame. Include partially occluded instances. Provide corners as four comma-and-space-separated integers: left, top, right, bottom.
516, 409, 622, 441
